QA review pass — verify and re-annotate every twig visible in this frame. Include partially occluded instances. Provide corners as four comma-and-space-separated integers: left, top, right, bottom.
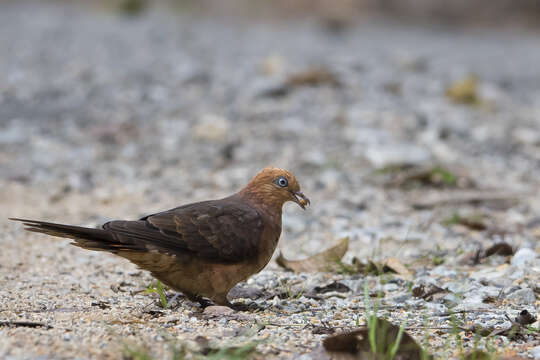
0, 321, 52, 329
436, 309, 499, 317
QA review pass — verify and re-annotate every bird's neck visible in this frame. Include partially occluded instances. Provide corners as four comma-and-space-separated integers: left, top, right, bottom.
237, 186, 284, 221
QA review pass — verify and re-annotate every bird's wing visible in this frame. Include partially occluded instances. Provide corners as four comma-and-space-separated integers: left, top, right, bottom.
103, 199, 264, 263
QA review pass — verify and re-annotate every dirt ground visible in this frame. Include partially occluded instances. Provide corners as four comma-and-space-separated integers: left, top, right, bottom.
0, 2, 539, 359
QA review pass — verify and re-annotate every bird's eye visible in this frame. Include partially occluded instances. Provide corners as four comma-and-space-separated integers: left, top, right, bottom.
275, 176, 288, 187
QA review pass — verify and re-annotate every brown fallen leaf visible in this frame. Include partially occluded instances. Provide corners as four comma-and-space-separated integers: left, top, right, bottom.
383, 258, 413, 280
350, 257, 412, 279
486, 314, 533, 340
314, 281, 351, 294
443, 212, 487, 231
351, 258, 381, 275
514, 309, 536, 326
482, 295, 504, 305
322, 318, 428, 360
485, 243, 515, 257
463, 350, 492, 360
259, 67, 341, 98
286, 67, 341, 88
459, 242, 515, 266
276, 237, 349, 273
411, 284, 447, 301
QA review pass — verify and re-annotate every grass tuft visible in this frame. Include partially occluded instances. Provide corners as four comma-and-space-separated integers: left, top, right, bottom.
144, 280, 168, 308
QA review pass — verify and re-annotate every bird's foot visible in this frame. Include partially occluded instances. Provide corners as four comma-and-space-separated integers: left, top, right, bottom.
227, 301, 266, 312
182, 294, 214, 309
197, 298, 214, 309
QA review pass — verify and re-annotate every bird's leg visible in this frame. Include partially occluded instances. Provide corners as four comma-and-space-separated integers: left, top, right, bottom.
182, 292, 214, 308
195, 297, 214, 309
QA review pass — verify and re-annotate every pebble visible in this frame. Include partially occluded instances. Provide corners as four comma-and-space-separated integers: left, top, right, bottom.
511, 248, 537, 267
364, 144, 432, 168
192, 114, 230, 141
531, 345, 540, 360
505, 288, 536, 305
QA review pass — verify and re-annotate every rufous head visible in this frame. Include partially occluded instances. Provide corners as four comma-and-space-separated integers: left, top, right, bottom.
240, 167, 310, 210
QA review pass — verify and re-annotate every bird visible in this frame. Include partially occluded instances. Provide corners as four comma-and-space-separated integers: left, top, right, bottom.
10, 167, 309, 309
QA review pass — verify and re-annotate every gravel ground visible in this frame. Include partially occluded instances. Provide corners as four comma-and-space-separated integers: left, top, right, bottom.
0, 2, 539, 359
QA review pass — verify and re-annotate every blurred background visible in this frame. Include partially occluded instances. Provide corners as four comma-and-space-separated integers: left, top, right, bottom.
2, 0, 540, 259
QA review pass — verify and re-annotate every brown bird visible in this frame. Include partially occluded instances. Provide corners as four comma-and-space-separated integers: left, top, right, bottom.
10, 167, 309, 309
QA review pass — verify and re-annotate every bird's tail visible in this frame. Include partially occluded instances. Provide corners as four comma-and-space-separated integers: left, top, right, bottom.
9, 218, 117, 252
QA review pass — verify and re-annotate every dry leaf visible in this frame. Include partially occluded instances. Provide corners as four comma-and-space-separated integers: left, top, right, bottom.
314, 281, 351, 294
485, 243, 515, 257
351, 257, 412, 279
276, 237, 349, 273
323, 318, 428, 360
259, 66, 341, 98
383, 258, 413, 280
464, 350, 492, 360
443, 212, 487, 231
412, 284, 447, 300
460, 242, 515, 266
514, 309, 536, 325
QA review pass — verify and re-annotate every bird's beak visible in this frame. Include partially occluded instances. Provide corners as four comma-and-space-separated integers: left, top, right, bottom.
291, 191, 310, 210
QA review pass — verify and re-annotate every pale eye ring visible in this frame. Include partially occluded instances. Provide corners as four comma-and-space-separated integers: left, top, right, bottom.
275, 176, 288, 187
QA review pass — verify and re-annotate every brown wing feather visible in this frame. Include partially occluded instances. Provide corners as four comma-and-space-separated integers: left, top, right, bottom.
103, 198, 264, 263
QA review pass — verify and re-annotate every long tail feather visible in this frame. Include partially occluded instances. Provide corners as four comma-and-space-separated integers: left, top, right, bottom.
9, 217, 120, 252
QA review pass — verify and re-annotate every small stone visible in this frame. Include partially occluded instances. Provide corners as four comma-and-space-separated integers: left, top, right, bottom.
364, 144, 431, 168
505, 288, 536, 305
302, 150, 327, 167
531, 345, 540, 360
383, 283, 399, 292
423, 302, 447, 315
387, 292, 410, 303
445, 281, 472, 294
260, 54, 286, 75
192, 114, 230, 141
513, 127, 540, 145
203, 305, 234, 316
442, 293, 461, 308
455, 294, 492, 311
511, 248, 536, 267
430, 266, 457, 278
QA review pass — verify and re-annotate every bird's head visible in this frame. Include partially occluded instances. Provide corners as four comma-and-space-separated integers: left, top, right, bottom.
240, 167, 310, 210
